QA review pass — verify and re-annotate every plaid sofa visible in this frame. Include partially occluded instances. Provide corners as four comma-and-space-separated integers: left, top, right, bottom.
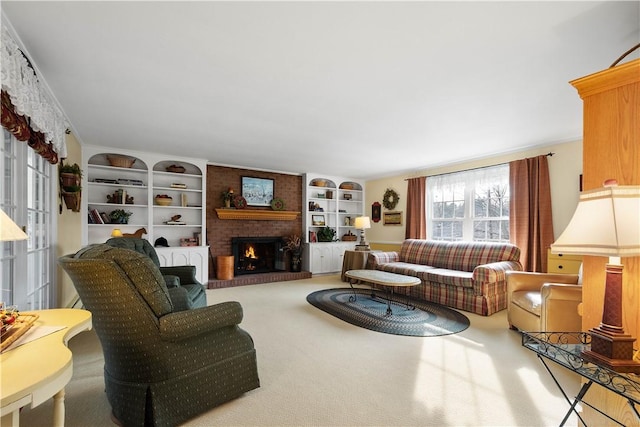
367, 239, 522, 316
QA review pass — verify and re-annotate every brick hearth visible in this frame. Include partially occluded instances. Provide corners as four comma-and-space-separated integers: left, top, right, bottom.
207, 271, 312, 289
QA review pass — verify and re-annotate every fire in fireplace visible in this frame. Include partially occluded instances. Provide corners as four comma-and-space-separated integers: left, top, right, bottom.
231, 236, 286, 275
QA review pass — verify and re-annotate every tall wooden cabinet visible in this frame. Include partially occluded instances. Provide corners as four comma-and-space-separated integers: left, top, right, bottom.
571, 58, 639, 424
82, 145, 209, 282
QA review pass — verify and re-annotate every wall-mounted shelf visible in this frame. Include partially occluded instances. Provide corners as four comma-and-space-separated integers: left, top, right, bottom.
215, 209, 300, 221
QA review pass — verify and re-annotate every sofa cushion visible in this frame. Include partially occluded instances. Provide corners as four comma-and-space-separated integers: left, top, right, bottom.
442, 241, 521, 272
511, 290, 541, 317
421, 268, 474, 288
399, 239, 448, 267
377, 262, 435, 277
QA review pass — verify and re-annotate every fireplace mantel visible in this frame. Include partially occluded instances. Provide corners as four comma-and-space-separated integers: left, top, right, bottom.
215, 208, 300, 221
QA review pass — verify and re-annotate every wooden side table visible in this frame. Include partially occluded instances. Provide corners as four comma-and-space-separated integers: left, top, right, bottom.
340, 250, 372, 281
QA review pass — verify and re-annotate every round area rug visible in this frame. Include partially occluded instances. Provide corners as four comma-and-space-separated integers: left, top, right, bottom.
306, 288, 470, 337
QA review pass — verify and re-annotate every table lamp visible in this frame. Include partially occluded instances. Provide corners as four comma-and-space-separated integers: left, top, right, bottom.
551, 179, 640, 373
111, 228, 123, 238
0, 208, 28, 242
354, 216, 371, 251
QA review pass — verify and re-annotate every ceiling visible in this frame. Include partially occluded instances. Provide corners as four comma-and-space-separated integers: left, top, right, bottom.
3, 1, 639, 180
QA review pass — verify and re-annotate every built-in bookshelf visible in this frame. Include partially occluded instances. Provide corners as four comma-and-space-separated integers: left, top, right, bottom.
82, 146, 209, 282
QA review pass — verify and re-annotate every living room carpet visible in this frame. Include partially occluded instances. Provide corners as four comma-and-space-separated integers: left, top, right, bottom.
307, 287, 470, 337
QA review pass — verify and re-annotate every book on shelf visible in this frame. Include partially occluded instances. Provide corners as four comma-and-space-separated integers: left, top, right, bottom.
165, 221, 186, 225
171, 183, 187, 189
90, 208, 104, 224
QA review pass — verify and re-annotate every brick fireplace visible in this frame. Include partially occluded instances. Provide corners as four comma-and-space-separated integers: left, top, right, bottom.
206, 165, 303, 280
232, 236, 286, 275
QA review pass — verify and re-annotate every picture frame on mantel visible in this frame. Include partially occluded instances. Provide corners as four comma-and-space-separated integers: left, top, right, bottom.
241, 176, 274, 206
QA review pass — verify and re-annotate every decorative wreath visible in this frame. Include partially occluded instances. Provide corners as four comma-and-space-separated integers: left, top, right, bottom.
382, 188, 400, 210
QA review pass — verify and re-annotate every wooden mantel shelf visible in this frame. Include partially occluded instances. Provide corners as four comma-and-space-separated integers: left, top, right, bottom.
215, 208, 300, 221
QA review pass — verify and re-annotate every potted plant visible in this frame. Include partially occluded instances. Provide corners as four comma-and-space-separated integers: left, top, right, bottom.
59, 162, 83, 212
283, 235, 303, 272
221, 188, 235, 208
59, 162, 82, 188
317, 227, 337, 242
109, 209, 132, 224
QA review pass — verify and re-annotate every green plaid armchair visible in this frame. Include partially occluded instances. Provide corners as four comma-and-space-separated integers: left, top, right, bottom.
59, 244, 260, 427
105, 237, 207, 309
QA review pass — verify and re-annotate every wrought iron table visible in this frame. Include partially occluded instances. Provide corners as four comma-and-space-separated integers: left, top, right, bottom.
522, 331, 640, 426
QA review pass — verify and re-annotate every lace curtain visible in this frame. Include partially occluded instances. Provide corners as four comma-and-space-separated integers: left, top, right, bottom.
1, 28, 67, 162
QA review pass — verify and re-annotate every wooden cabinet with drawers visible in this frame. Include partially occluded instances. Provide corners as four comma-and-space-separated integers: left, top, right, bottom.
547, 249, 582, 274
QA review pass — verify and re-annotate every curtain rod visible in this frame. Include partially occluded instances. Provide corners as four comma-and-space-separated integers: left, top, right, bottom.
404, 152, 554, 181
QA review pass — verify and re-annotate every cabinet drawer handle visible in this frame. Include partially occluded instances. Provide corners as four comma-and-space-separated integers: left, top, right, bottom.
558, 265, 564, 269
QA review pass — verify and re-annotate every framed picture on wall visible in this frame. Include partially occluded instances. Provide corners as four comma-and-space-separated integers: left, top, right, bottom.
241, 176, 274, 206
383, 211, 402, 226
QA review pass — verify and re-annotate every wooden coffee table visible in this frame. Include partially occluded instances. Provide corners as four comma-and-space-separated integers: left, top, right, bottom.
344, 269, 421, 316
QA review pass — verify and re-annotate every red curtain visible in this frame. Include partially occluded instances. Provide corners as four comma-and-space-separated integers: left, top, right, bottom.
509, 155, 554, 272
405, 176, 427, 239
1, 90, 59, 164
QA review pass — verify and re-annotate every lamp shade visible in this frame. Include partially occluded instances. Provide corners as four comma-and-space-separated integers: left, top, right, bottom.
551, 182, 640, 257
0, 208, 28, 241
354, 216, 371, 230
111, 228, 123, 238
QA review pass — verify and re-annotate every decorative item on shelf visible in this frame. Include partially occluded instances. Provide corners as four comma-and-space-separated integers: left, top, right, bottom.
311, 178, 327, 187
155, 195, 173, 206
106, 154, 136, 168
166, 164, 185, 173
0, 208, 28, 242
284, 234, 303, 272
59, 161, 82, 212
340, 182, 354, 190
221, 188, 235, 208
382, 188, 400, 210
345, 216, 351, 226
312, 214, 325, 226
108, 209, 132, 224
325, 190, 333, 199
309, 231, 317, 243
233, 195, 247, 209
343, 193, 352, 200
317, 226, 337, 242
371, 202, 381, 223
154, 237, 169, 247
354, 216, 371, 251
270, 198, 286, 211
551, 179, 640, 373
342, 231, 357, 241
110, 228, 123, 238
123, 228, 147, 238
107, 189, 134, 204
166, 215, 185, 225
180, 237, 198, 247
171, 183, 187, 189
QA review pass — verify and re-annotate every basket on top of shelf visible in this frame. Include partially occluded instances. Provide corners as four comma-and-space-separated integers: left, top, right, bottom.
107, 155, 136, 168
166, 164, 186, 173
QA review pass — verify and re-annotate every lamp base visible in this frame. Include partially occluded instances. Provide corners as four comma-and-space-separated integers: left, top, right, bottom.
581, 327, 640, 373
355, 244, 370, 251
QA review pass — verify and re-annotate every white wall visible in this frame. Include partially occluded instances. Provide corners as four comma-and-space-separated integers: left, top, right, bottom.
365, 140, 583, 245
